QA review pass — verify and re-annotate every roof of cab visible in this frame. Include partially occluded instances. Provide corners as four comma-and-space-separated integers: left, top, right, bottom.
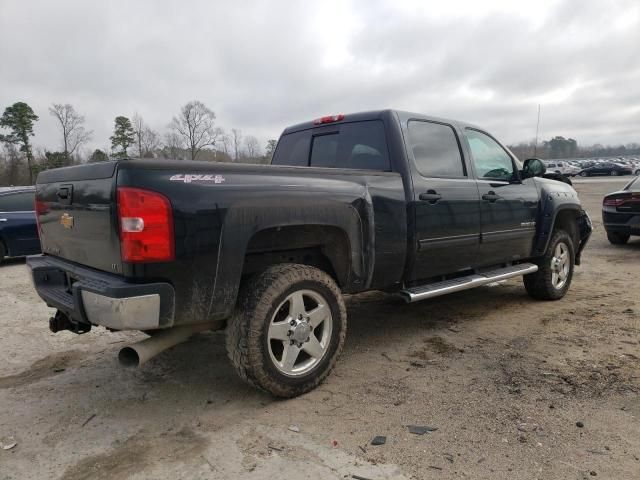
280, 109, 483, 135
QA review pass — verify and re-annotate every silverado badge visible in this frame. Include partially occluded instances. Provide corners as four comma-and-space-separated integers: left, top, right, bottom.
60, 212, 74, 229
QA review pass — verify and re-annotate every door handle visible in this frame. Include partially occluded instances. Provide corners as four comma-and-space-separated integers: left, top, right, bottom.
0, 218, 7, 222
419, 190, 442, 204
482, 191, 501, 202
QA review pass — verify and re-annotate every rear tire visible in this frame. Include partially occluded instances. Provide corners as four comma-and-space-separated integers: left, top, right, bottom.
611, 170, 618, 176
580, 171, 588, 177
0, 242, 5, 263
226, 264, 347, 398
524, 229, 574, 300
607, 231, 630, 245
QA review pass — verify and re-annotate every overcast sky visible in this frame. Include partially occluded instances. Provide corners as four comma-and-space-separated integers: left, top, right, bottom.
1, 0, 639, 156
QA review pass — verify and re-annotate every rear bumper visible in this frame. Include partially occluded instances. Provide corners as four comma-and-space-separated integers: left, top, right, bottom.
27, 255, 175, 330
602, 210, 640, 236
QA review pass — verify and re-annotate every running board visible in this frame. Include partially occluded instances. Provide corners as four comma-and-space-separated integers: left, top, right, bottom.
399, 263, 538, 303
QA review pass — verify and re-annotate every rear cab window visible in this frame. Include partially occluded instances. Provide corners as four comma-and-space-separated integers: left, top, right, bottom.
272, 120, 391, 171
0, 191, 34, 212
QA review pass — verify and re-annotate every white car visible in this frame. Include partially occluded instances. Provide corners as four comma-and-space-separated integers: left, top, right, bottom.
544, 161, 580, 177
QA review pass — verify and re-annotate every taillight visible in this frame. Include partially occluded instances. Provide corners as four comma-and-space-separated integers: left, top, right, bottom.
117, 187, 174, 262
603, 193, 638, 207
313, 114, 345, 125
34, 197, 48, 237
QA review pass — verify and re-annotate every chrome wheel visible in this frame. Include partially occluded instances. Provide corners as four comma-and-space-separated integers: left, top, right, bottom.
550, 242, 570, 289
267, 289, 333, 377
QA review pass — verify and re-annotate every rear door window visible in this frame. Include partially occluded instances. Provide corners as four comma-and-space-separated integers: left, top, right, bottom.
407, 120, 466, 178
309, 121, 390, 171
0, 192, 34, 212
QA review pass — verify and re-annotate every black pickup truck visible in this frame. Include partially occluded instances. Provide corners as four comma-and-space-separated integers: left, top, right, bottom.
28, 110, 592, 397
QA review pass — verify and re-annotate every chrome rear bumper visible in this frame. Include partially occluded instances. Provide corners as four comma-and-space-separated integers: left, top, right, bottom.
27, 255, 175, 331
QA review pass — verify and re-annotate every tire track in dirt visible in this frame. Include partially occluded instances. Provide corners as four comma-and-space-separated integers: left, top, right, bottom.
0, 350, 86, 389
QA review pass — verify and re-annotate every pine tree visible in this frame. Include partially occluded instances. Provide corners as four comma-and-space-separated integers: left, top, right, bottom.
0, 102, 39, 183
110, 116, 135, 158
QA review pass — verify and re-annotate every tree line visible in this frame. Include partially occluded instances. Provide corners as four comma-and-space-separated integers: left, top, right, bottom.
0, 100, 277, 186
507, 136, 640, 162
3, 100, 639, 187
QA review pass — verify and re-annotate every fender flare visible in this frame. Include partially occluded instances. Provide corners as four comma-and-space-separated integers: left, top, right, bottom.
533, 203, 582, 256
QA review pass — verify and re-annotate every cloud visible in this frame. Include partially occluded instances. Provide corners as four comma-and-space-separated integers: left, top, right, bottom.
0, 0, 638, 157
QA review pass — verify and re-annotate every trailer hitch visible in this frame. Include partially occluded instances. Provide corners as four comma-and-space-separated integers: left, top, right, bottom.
49, 310, 91, 334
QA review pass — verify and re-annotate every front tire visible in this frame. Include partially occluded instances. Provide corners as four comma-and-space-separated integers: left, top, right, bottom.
226, 264, 347, 398
611, 170, 618, 176
524, 229, 575, 300
607, 231, 630, 245
0, 242, 5, 263
580, 171, 588, 177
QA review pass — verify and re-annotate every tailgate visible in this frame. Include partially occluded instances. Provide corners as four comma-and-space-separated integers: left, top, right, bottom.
35, 161, 122, 274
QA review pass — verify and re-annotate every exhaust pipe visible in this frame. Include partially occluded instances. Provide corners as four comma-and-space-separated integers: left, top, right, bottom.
118, 322, 222, 368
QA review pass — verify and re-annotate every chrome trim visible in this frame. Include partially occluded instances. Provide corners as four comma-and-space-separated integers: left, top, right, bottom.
399, 263, 538, 303
419, 233, 479, 249
81, 291, 161, 330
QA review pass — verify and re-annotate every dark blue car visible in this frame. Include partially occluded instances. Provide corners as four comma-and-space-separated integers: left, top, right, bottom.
0, 186, 41, 262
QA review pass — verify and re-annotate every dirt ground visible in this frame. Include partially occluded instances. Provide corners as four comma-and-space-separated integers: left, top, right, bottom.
1, 177, 639, 480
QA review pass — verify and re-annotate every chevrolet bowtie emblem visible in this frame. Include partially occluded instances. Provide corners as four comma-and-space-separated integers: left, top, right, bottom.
60, 212, 74, 229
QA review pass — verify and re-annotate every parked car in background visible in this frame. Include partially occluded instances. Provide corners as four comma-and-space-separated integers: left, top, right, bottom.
578, 162, 633, 177
544, 161, 580, 176
0, 186, 40, 262
602, 176, 640, 244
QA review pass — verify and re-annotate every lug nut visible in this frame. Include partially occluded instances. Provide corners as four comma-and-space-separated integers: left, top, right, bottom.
290, 320, 296, 326
287, 331, 292, 336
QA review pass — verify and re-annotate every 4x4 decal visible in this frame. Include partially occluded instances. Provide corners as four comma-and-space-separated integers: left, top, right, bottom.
169, 174, 225, 184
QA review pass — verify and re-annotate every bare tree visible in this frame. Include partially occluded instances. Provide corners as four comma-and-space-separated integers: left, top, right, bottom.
141, 127, 160, 157
132, 113, 145, 158
163, 132, 184, 160
132, 113, 160, 157
169, 100, 222, 160
0, 143, 23, 186
219, 133, 231, 157
49, 103, 92, 162
231, 128, 242, 161
244, 135, 260, 159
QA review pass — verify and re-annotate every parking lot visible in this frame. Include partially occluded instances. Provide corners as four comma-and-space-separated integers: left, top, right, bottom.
1, 177, 638, 480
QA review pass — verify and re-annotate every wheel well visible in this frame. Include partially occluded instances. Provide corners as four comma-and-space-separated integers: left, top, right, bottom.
552, 210, 579, 249
242, 225, 351, 287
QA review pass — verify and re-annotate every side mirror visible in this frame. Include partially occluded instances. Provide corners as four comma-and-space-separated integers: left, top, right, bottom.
522, 158, 546, 178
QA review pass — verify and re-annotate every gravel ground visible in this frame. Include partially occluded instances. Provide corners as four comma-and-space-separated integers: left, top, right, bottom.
1, 177, 638, 480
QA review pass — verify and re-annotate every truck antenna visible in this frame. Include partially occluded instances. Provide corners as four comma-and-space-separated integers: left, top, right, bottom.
534, 104, 541, 157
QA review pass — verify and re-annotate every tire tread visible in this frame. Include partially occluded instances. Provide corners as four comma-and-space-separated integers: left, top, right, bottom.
226, 264, 346, 397
524, 229, 574, 300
